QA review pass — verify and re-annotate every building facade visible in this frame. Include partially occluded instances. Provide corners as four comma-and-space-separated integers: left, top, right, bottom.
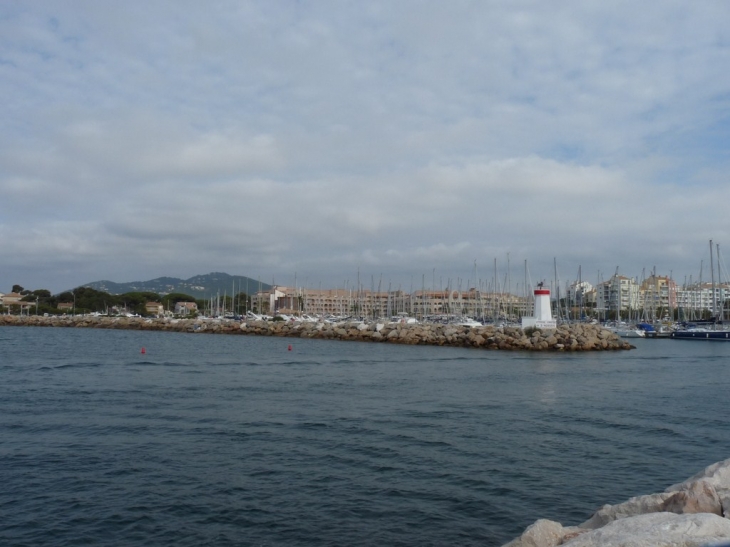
638, 275, 677, 318
251, 285, 528, 320
595, 275, 640, 316
675, 283, 730, 317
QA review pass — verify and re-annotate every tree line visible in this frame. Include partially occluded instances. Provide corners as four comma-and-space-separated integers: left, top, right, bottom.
3, 285, 250, 317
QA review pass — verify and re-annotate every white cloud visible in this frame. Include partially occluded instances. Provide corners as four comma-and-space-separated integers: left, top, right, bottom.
1, 1, 729, 293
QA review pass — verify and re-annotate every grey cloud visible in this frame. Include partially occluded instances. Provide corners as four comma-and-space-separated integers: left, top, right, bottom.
1, 1, 729, 293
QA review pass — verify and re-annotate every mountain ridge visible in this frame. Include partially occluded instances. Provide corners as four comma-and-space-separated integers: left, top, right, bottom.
80, 272, 272, 299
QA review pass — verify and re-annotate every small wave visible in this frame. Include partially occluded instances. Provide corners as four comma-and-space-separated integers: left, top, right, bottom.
54, 362, 101, 369
296, 422, 329, 430
428, 355, 481, 363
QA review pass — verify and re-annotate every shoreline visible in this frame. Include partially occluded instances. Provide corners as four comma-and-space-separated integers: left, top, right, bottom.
0, 315, 633, 351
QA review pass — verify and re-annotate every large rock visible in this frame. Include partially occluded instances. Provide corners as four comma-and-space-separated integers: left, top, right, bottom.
502, 519, 567, 547
661, 480, 723, 516
579, 493, 673, 529
503, 458, 730, 547
563, 512, 730, 547
666, 458, 730, 516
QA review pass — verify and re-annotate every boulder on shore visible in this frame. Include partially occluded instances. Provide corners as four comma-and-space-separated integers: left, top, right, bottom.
504, 458, 730, 547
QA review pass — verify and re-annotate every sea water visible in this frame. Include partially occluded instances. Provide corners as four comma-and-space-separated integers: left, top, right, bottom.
1, 326, 729, 546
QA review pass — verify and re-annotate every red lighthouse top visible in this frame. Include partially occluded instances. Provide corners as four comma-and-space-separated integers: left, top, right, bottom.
534, 289, 550, 295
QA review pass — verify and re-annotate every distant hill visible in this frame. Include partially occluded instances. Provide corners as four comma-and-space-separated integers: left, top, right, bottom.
80, 272, 272, 298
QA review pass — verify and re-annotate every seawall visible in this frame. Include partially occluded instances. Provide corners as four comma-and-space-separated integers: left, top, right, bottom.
0, 315, 633, 351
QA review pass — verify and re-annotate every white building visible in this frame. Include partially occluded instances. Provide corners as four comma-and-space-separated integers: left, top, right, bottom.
174, 301, 198, 315
596, 275, 640, 316
566, 281, 594, 305
676, 283, 730, 316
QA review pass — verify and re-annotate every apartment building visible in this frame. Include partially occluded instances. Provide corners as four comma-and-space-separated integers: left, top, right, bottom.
595, 275, 640, 313
675, 283, 730, 314
252, 285, 528, 320
638, 275, 677, 312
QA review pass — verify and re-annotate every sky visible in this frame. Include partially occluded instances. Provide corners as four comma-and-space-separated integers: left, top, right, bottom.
2, 1, 730, 295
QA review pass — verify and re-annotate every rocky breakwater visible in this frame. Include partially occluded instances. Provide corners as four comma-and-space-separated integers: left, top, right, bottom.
504, 458, 730, 547
0, 315, 633, 351
242, 320, 633, 351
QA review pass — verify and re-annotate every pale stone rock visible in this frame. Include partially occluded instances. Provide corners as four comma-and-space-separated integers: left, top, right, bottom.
563, 512, 730, 547
662, 480, 723, 516
503, 519, 565, 547
666, 458, 730, 516
560, 526, 588, 543
580, 493, 673, 529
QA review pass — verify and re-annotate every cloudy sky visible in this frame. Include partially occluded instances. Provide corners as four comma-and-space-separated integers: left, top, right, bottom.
2, 1, 729, 294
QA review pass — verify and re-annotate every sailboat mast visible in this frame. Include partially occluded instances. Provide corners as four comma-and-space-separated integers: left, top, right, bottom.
710, 239, 716, 320
493, 258, 497, 322
578, 265, 582, 320
524, 260, 528, 320
614, 267, 620, 322
717, 242, 723, 323
553, 257, 560, 321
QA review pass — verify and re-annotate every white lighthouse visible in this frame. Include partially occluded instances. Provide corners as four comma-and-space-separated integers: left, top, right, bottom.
522, 283, 557, 330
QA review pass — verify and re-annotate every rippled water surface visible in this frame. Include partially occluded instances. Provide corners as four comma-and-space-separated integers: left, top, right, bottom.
1, 326, 729, 546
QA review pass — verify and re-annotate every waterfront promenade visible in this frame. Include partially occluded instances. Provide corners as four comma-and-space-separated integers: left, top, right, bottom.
0, 315, 633, 351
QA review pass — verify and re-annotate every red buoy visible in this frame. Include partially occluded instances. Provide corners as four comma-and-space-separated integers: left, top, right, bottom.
288, 344, 292, 351
141, 347, 146, 354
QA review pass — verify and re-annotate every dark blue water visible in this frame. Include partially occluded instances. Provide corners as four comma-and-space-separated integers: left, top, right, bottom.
1, 326, 729, 546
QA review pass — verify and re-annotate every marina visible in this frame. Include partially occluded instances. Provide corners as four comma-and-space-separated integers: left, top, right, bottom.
3, 3, 729, 544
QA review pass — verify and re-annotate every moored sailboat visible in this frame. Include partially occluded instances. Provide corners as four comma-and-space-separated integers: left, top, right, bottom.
671, 240, 730, 341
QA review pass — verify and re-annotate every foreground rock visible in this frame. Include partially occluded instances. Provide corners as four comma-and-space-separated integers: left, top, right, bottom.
0, 315, 633, 351
504, 458, 730, 547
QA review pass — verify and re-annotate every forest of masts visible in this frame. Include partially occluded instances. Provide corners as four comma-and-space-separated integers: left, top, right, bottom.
202, 243, 730, 324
